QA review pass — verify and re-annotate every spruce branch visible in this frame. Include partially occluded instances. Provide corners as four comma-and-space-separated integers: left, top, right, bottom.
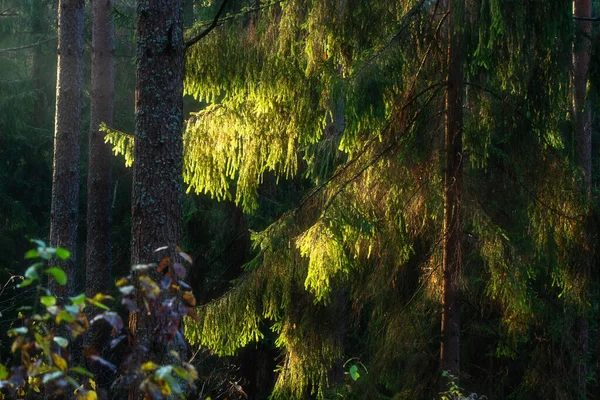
184, 0, 286, 51
185, 0, 232, 50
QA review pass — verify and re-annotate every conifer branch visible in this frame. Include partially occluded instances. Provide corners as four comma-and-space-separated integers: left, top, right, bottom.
185, 0, 231, 50
349, 0, 428, 82
573, 16, 600, 21
0, 37, 57, 53
0, 8, 17, 17
184, 0, 286, 51
319, 85, 442, 216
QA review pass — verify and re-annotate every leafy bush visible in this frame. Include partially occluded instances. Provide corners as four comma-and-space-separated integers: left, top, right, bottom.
0, 241, 198, 399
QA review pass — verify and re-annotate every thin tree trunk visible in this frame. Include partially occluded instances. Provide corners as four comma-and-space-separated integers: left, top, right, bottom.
87, 0, 115, 302
86, 0, 115, 386
573, 0, 591, 397
441, 0, 463, 384
128, 0, 185, 398
31, 0, 48, 129
49, 0, 85, 295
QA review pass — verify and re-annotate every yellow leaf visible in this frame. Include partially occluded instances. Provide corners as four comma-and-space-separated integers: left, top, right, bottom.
183, 291, 196, 307
142, 361, 158, 371
91, 293, 114, 302
76, 390, 98, 400
156, 377, 172, 395
115, 278, 129, 287
28, 376, 41, 393
89, 378, 97, 391
52, 353, 68, 371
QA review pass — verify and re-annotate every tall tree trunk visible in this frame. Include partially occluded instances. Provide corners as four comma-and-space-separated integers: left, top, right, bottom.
49, 0, 85, 295
128, 0, 185, 397
31, 0, 49, 130
573, 0, 591, 397
87, 0, 115, 302
441, 0, 463, 384
86, 0, 115, 386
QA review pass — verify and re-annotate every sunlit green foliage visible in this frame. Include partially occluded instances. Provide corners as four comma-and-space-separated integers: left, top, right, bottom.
101, 122, 135, 167
180, 0, 596, 398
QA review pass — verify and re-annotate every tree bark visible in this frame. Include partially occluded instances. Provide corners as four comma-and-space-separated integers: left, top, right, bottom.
441, 0, 463, 384
128, 0, 185, 397
87, 0, 115, 302
31, 0, 49, 130
86, 0, 115, 386
49, 0, 85, 295
573, 0, 591, 397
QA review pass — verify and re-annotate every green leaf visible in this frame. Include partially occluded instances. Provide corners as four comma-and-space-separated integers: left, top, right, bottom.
31, 239, 46, 248
70, 366, 94, 377
65, 305, 80, 315
17, 278, 34, 288
349, 365, 360, 381
86, 299, 110, 311
53, 336, 69, 348
55, 248, 70, 260
45, 268, 67, 286
173, 366, 189, 381
25, 249, 39, 259
25, 264, 40, 279
0, 363, 8, 380
156, 365, 173, 379
9, 327, 28, 335
69, 293, 86, 305
56, 310, 75, 323
42, 371, 63, 384
41, 296, 56, 307
118, 285, 135, 295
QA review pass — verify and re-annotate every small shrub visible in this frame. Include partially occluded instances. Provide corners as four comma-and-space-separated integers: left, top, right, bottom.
0, 241, 198, 399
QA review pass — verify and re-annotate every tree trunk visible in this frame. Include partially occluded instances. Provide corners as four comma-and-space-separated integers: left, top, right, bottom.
128, 0, 185, 397
86, 0, 115, 386
49, 0, 85, 295
573, 0, 591, 397
31, 0, 49, 130
87, 0, 115, 302
441, 0, 463, 385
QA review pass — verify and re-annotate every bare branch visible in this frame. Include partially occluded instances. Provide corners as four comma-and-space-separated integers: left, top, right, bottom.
573, 16, 600, 21
184, 0, 231, 50
184, 0, 286, 51
0, 37, 57, 54
0, 8, 18, 17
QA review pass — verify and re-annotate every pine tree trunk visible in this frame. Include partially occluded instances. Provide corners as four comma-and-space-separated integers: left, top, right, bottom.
86, 0, 115, 385
573, 0, 591, 397
441, 0, 463, 384
49, 0, 85, 295
128, 0, 185, 397
31, 0, 49, 130
87, 0, 115, 302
